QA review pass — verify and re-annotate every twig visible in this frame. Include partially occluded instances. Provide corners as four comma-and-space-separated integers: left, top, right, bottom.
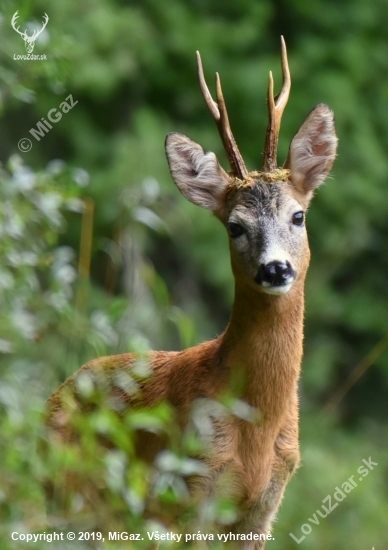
325, 337, 388, 413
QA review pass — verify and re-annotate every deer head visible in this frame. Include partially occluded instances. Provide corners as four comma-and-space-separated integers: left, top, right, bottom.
165, 38, 337, 296
11, 11, 49, 54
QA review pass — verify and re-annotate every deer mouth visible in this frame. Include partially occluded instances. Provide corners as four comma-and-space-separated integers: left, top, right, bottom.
257, 281, 295, 295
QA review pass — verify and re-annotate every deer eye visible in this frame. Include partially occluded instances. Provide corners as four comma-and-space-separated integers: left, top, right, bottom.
227, 222, 245, 238
292, 211, 305, 226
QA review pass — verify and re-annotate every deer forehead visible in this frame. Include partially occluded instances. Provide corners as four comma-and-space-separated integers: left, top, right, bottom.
226, 180, 302, 223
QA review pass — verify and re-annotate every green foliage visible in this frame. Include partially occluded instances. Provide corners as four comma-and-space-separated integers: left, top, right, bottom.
0, 0, 387, 548
0, 157, 83, 349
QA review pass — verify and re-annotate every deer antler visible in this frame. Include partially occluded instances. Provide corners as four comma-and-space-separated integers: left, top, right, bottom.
196, 52, 247, 180
11, 11, 49, 40
263, 36, 291, 172
31, 13, 49, 40
11, 11, 26, 37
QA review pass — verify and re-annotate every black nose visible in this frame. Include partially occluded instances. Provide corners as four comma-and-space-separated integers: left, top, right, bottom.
255, 261, 296, 287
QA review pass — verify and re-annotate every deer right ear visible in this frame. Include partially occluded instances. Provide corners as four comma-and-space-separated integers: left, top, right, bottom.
165, 133, 231, 211
285, 104, 338, 201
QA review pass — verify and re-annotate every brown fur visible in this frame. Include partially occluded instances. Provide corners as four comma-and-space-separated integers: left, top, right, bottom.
46, 103, 337, 549
46, 282, 302, 545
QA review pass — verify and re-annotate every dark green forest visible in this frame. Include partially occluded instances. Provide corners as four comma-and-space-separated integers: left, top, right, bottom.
0, 0, 387, 548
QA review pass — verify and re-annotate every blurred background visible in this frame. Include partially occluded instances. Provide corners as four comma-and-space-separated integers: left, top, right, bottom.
0, 0, 387, 548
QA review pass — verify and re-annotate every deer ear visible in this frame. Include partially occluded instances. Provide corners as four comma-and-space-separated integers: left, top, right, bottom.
285, 104, 338, 200
165, 133, 231, 211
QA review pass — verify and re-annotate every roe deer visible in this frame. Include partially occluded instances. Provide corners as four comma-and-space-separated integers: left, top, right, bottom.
46, 37, 337, 548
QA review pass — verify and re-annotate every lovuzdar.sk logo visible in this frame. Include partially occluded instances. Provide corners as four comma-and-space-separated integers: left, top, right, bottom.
11, 10, 49, 60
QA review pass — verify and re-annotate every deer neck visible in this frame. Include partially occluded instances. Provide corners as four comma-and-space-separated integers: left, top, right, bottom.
220, 278, 305, 417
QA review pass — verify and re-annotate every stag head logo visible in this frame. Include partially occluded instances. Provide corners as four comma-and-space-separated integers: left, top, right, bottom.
11, 11, 49, 54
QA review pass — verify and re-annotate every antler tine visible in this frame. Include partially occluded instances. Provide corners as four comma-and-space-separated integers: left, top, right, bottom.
197, 51, 220, 120
32, 13, 49, 39
263, 36, 291, 172
11, 11, 25, 36
196, 51, 247, 180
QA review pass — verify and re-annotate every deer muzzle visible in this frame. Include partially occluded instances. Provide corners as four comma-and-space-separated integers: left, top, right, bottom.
255, 260, 296, 295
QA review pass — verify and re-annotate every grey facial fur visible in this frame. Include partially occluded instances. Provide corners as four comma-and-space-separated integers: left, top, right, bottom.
226, 180, 307, 294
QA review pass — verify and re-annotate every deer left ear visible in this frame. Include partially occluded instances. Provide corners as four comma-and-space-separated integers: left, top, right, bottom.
165, 132, 231, 212
285, 104, 338, 201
